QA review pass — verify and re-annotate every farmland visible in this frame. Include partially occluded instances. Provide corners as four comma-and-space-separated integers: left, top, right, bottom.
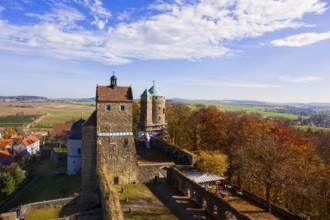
0, 102, 94, 129
185, 101, 300, 119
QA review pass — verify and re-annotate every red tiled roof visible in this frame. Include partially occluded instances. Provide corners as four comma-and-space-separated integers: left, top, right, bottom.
0, 139, 13, 150
21, 136, 39, 147
97, 85, 133, 102
83, 110, 96, 127
50, 122, 73, 141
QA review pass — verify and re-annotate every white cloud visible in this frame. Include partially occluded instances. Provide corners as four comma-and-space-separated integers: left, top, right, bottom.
0, 0, 328, 64
74, 0, 111, 30
26, 4, 85, 30
279, 75, 322, 83
117, 11, 130, 21
271, 31, 330, 47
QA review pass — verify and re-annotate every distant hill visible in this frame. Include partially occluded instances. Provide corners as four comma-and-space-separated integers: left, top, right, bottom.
0, 96, 47, 101
169, 98, 330, 108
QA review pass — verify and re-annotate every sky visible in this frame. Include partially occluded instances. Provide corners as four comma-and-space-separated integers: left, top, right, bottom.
0, 0, 330, 103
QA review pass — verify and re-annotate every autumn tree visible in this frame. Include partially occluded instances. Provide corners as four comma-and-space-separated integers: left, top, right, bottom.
196, 151, 229, 176
165, 104, 191, 148
133, 100, 141, 136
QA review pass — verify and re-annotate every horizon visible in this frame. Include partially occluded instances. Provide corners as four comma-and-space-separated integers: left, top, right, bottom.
0, 0, 330, 103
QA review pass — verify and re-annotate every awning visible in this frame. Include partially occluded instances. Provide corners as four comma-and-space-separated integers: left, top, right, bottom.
183, 171, 224, 183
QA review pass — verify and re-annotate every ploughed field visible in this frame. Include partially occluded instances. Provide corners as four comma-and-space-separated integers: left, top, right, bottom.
0, 102, 94, 128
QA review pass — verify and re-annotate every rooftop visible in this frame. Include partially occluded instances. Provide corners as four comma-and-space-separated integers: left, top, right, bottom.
148, 84, 164, 97
97, 85, 133, 102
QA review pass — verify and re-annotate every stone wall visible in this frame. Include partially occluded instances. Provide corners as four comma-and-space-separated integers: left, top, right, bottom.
140, 95, 152, 129
50, 150, 67, 167
167, 166, 253, 220
151, 138, 199, 165
137, 162, 174, 183
20, 197, 76, 215
152, 96, 165, 125
80, 126, 98, 205
168, 166, 308, 220
0, 197, 75, 220
97, 102, 133, 133
98, 168, 124, 220
96, 101, 138, 184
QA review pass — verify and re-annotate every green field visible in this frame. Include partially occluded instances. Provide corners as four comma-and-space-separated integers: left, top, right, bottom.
0, 102, 95, 129
0, 115, 38, 127
6, 159, 81, 211
186, 101, 299, 119
36, 107, 94, 128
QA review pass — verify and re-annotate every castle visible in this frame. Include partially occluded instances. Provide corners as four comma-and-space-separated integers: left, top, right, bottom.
140, 82, 166, 137
79, 74, 168, 204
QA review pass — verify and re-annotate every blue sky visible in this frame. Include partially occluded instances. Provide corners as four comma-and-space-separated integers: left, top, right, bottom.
0, 0, 330, 103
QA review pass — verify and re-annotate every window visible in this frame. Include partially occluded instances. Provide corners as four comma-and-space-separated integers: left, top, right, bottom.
163, 108, 165, 114
114, 177, 119, 184
105, 105, 111, 111
124, 138, 129, 146
120, 105, 125, 111
77, 148, 81, 154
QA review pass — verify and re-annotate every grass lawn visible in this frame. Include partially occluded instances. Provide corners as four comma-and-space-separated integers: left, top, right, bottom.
6, 159, 81, 211
25, 207, 62, 220
113, 184, 178, 220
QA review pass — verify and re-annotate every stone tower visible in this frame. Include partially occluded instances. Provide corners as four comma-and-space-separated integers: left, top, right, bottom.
140, 82, 166, 136
80, 74, 138, 205
95, 74, 138, 184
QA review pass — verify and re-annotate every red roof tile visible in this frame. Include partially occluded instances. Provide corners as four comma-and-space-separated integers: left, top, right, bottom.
21, 136, 39, 147
97, 85, 133, 102
50, 123, 73, 141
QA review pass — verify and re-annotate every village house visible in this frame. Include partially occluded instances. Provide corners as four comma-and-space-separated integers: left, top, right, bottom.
13, 136, 40, 156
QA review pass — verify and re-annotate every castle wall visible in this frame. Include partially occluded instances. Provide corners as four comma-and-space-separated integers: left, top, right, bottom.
97, 102, 133, 132
137, 162, 174, 183
80, 126, 98, 204
96, 102, 138, 184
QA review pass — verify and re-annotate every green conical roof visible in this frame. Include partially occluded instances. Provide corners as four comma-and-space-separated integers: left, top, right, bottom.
141, 88, 151, 97
148, 84, 164, 97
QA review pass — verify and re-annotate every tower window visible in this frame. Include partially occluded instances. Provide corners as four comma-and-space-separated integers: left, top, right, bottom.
105, 105, 111, 111
159, 116, 161, 121
120, 105, 125, 111
163, 108, 165, 114
77, 148, 81, 154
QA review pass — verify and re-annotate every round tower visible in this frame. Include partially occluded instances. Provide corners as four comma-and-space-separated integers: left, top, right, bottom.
148, 83, 165, 126
67, 117, 85, 176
